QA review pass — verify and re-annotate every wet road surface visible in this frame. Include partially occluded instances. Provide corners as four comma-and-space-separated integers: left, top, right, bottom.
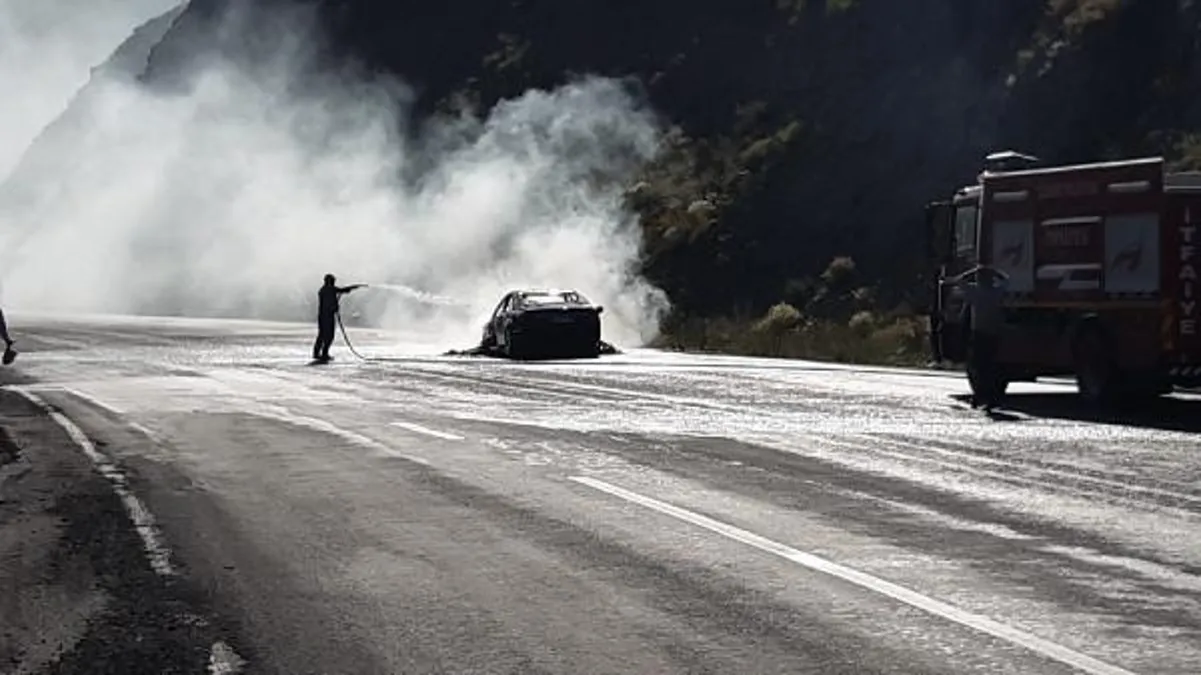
3, 311, 1200, 674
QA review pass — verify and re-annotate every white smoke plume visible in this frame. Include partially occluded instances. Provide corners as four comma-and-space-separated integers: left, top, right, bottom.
0, 2, 671, 348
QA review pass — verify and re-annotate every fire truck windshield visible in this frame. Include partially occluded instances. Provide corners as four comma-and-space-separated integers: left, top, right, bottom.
954, 204, 978, 255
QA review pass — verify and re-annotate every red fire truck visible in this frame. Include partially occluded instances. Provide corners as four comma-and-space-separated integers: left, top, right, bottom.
925, 151, 1201, 403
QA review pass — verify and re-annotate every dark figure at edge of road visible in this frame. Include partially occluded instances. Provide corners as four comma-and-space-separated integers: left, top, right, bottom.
928, 263, 946, 367
0, 307, 16, 364
313, 274, 365, 362
940, 264, 1009, 410
928, 311, 944, 365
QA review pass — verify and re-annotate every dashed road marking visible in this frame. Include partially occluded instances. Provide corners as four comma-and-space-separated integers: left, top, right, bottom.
10, 386, 176, 576
390, 421, 464, 441
250, 405, 432, 466
569, 475, 1137, 675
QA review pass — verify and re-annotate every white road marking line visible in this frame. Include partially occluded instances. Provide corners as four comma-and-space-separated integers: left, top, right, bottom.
54, 386, 166, 443
390, 421, 464, 441
208, 641, 246, 674
569, 475, 1136, 675
249, 406, 431, 467
10, 387, 176, 577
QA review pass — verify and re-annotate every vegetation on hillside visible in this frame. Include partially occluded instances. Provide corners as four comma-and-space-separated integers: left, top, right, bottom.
652, 255, 930, 365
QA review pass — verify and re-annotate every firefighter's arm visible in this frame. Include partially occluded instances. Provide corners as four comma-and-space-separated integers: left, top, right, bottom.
337, 284, 367, 294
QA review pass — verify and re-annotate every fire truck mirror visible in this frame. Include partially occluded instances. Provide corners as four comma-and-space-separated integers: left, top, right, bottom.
924, 201, 955, 265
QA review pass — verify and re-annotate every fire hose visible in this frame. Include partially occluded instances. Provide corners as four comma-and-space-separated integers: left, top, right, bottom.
336, 310, 375, 362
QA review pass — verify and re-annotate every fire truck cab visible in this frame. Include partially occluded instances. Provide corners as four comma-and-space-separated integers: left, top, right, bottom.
925, 151, 1201, 403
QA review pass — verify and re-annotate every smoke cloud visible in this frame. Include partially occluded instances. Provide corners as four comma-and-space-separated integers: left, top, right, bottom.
0, 0, 182, 179
0, 2, 671, 348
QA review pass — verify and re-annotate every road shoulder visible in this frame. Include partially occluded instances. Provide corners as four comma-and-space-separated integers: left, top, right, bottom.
0, 388, 228, 675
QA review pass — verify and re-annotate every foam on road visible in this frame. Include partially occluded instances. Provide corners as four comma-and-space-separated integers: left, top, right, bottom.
570, 476, 1136, 675
2, 312, 1199, 674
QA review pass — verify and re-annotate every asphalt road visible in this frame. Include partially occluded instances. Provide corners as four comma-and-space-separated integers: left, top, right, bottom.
3, 311, 1200, 674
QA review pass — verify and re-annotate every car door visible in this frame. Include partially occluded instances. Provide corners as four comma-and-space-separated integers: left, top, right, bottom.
484, 294, 507, 344
494, 294, 516, 346
938, 200, 981, 362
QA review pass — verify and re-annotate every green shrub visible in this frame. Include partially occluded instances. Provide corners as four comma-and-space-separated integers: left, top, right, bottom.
655, 309, 931, 367
754, 302, 802, 334
847, 310, 876, 337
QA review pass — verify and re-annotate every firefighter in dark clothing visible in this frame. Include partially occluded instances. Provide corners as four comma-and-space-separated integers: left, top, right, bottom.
928, 263, 946, 367
313, 274, 365, 362
0, 307, 15, 365
940, 264, 1009, 409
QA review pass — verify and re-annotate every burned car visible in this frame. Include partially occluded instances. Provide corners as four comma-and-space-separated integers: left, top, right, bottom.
480, 289, 606, 359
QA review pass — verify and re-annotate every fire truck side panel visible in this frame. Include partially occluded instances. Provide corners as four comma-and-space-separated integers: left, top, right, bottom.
981, 158, 1163, 305
1163, 190, 1201, 384
974, 158, 1167, 381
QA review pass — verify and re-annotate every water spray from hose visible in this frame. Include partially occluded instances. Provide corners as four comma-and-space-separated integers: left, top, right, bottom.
359, 283, 470, 308
331, 281, 479, 362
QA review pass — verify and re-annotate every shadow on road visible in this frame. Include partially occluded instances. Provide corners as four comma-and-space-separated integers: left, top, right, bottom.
952, 393, 1201, 433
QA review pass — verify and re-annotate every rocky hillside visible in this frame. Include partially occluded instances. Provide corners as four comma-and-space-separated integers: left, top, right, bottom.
10, 0, 1201, 324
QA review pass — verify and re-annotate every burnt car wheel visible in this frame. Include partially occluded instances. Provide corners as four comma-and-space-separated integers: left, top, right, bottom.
504, 326, 526, 360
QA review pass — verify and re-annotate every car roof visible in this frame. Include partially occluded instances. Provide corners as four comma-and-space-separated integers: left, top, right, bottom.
507, 289, 593, 305
511, 289, 580, 297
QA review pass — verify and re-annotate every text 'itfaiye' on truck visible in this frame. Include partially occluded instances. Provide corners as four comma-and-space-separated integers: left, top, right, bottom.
925, 150, 1201, 403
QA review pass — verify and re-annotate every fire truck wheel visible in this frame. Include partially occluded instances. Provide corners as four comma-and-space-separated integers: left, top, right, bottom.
967, 364, 1009, 401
